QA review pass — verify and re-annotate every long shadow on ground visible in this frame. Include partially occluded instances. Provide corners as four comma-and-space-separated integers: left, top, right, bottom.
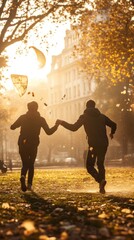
21, 190, 134, 239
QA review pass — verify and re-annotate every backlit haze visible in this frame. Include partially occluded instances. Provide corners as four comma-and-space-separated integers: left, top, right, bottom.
3, 22, 70, 92
1, 22, 70, 164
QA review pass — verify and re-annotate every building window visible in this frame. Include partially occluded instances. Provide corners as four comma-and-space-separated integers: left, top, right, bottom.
77, 84, 80, 97
83, 81, 86, 95
69, 88, 71, 99
72, 69, 76, 81
68, 71, 71, 82
73, 86, 76, 98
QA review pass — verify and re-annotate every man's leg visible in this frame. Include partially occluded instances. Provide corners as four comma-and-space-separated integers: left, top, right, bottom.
86, 147, 100, 183
27, 147, 37, 189
96, 146, 107, 193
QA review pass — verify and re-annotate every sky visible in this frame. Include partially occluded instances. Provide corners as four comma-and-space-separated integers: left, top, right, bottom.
3, 21, 70, 92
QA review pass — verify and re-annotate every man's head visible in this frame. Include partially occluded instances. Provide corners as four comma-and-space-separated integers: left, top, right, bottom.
27, 101, 38, 112
86, 99, 96, 108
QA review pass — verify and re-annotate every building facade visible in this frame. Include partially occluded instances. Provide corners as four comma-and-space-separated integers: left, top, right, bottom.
46, 28, 94, 163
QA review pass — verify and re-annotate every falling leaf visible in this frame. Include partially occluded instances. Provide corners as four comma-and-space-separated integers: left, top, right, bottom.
30, 46, 46, 68
44, 103, 48, 106
61, 94, 66, 100
11, 74, 28, 96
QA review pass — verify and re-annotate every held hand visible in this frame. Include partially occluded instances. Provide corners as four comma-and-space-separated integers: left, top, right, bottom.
55, 119, 63, 126
109, 133, 114, 139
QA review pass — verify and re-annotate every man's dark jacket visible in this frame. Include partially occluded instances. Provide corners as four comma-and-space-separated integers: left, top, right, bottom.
10, 111, 57, 147
60, 108, 117, 147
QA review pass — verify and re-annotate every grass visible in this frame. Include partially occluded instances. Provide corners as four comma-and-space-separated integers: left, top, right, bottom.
0, 167, 134, 239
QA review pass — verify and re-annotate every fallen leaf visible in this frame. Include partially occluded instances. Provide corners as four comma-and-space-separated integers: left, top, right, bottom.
21, 220, 34, 230
98, 212, 109, 219
60, 231, 69, 240
2, 202, 10, 209
121, 208, 131, 214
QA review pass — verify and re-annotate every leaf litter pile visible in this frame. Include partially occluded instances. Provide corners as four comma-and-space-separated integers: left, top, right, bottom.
0, 167, 134, 240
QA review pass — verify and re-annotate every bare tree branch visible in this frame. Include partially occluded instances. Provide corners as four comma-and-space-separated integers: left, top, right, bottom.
0, 0, 7, 17
0, 0, 85, 55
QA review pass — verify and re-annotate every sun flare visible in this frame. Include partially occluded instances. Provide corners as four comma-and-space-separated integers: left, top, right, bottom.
3, 45, 50, 93
7, 47, 46, 78
3, 21, 70, 93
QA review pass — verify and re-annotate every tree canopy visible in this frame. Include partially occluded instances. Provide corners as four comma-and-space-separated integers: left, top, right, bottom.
73, 0, 134, 153
75, 0, 134, 86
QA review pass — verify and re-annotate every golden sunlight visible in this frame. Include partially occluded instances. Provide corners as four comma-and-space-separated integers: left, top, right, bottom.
7, 46, 46, 77
3, 21, 70, 93
4, 45, 49, 93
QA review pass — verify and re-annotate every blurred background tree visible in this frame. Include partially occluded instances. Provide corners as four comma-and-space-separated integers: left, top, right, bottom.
74, 0, 134, 156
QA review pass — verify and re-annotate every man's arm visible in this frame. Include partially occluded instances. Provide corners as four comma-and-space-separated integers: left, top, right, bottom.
56, 115, 83, 131
105, 116, 117, 139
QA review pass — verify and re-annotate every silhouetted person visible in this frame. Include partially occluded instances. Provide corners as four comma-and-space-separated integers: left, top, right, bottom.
10, 101, 58, 192
0, 160, 7, 173
56, 100, 117, 193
